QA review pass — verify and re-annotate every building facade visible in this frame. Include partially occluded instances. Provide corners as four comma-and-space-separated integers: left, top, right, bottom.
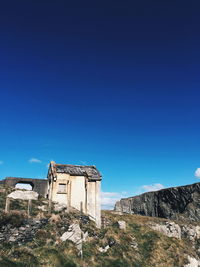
0, 161, 102, 227
47, 161, 102, 227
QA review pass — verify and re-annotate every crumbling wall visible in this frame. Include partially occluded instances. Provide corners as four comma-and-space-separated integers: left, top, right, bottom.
1, 177, 48, 197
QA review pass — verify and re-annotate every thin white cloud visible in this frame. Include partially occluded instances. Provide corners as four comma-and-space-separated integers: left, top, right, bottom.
141, 183, 164, 192
79, 160, 87, 165
195, 168, 200, 178
101, 184, 165, 210
0, 160, 3, 165
101, 192, 119, 197
101, 191, 127, 210
29, 158, 42, 163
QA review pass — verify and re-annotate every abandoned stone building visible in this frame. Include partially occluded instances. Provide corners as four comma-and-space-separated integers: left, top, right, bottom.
0, 161, 102, 227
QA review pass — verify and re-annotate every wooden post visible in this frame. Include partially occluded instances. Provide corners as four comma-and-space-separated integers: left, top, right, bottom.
101, 216, 105, 229
85, 179, 88, 214
48, 199, 52, 214
80, 201, 83, 213
67, 181, 71, 213
5, 197, 10, 213
28, 199, 32, 217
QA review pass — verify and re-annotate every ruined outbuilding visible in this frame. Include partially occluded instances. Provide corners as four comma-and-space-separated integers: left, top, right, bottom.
0, 161, 102, 227
47, 162, 102, 227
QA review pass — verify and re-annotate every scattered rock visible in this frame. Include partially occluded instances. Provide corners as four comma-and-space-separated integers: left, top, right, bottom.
98, 245, 110, 253
150, 222, 200, 243
0, 218, 48, 245
38, 205, 47, 212
130, 236, 138, 249
9, 236, 16, 242
150, 221, 181, 239
107, 237, 115, 247
60, 223, 87, 256
54, 203, 67, 212
117, 220, 126, 230
42, 200, 49, 204
182, 226, 200, 242
101, 216, 112, 228
7, 190, 38, 200
184, 256, 200, 267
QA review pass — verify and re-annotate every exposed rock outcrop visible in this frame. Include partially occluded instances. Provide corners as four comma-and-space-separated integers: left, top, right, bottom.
184, 256, 200, 267
115, 182, 200, 221
150, 221, 182, 239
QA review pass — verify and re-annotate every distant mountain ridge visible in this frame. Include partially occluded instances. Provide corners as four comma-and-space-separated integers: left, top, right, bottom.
115, 182, 200, 221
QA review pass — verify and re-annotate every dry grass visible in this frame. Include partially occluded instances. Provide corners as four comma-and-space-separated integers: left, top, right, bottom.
0, 186, 200, 266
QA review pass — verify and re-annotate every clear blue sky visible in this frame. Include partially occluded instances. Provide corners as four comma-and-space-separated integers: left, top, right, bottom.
0, 1, 200, 206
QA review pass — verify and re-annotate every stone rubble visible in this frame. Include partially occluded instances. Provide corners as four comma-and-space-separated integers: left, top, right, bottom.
184, 256, 200, 267
117, 220, 126, 230
0, 218, 48, 245
182, 225, 200, 242
37, 205, 48, 212
60, 223, 88, 256
130, 236, 138, 250
150, 222, 200, 242
150, 221, 181, 239
98, 245, 110, 253
54, 202, 67, 212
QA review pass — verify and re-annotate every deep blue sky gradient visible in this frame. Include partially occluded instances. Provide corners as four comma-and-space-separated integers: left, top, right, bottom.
0, 0, 200, 197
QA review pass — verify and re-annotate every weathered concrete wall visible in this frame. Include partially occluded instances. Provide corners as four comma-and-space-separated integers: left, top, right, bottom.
95, 181, 101, 228
87, 181, 96, 220
50, 173, 69, 204
51, 173, 87, 213
1, 177, 48, 197
48, 173, 101, 227
70, 175, 86, 212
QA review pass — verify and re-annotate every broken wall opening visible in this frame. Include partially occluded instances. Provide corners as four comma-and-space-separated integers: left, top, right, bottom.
15, 182, 33, 191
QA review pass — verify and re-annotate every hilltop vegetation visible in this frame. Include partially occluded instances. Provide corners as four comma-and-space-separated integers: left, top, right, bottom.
0, 185, 200, 267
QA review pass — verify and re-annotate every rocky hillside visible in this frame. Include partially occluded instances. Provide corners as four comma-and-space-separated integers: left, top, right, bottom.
115, 182, 200, 222
1, 185, 200, 266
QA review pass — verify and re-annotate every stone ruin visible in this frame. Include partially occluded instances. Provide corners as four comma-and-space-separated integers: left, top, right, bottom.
0, 161, 102, 227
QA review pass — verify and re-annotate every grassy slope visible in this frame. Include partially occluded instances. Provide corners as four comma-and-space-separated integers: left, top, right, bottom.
0, 185, 199, 267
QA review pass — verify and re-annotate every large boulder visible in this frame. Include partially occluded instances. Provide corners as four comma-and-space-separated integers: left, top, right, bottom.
60, 223, 88, 255
117, 220, 126, 230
